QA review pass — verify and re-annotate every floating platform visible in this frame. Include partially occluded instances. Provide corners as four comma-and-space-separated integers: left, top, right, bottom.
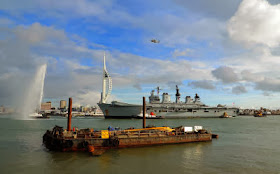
43, 125, 215, 156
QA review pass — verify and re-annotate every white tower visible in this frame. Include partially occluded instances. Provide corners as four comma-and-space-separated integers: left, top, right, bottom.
101, 52, 112, 103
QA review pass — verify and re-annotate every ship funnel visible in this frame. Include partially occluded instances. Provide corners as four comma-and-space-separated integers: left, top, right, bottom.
185, 96, 193, 103
101, 52, 112, 103
162, 93, 171, 103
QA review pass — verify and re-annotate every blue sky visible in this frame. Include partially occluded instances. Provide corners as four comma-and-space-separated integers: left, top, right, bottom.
1, 0, 280, 109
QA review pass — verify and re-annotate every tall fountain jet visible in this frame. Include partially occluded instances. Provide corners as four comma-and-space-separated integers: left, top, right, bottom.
21, 64, 47, 119
101, 53, 112, 103
38, 64, 47, 109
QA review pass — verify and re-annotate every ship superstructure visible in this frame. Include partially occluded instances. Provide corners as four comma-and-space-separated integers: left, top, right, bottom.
146, 87, 238, 118
97, 54, 239, 118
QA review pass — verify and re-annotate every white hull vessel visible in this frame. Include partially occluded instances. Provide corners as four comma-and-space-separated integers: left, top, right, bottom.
98, 102, 238, 118
29, 112, 43, 118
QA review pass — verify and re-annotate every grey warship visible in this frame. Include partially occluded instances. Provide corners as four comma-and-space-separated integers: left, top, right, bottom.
145, 86, 239, 118
98, 54, 239, 118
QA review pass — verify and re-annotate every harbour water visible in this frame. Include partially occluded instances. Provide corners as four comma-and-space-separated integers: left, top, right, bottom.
1, 115, 280, 173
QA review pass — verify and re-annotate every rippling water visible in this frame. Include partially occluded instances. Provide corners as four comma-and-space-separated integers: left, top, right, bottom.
1, 115, 280, 174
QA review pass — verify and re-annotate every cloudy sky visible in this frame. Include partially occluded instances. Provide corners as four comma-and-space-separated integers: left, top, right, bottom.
1, 0, 280, 109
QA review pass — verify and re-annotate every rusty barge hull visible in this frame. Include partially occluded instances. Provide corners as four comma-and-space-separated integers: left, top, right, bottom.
44, 133, 212, 151
43, 126, 213, 154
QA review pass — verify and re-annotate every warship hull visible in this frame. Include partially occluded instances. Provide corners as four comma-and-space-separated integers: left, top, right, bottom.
98, 102, 238, 118
149, 107, 238, 118
98, 102, 142, 118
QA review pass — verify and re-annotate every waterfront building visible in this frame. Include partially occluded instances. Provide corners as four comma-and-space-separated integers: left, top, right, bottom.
41, 101, 52, 111
80, 106, 84, 112
60, 100, 67, 109
0, 105, 4, 113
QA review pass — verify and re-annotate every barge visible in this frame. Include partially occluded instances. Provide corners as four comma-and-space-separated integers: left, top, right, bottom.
43, 98, 217, 155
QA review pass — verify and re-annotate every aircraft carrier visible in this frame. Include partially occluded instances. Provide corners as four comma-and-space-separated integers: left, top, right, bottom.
98, 54, 239, 118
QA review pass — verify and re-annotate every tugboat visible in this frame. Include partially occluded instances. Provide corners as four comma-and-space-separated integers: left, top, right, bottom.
220, 112, 232, 118
29, 112, 50, 119
254, 111, 266, 117
134, 111, 163, 119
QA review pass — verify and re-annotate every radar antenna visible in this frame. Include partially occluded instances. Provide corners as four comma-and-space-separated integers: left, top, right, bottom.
156, 86, 162, 95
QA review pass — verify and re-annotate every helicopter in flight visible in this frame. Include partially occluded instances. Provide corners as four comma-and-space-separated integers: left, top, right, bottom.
151, 39, 160, 43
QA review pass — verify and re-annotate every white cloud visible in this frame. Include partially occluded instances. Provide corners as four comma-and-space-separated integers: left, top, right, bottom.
232, 85, 247, 94
0, 0, 227, 47
15, 23, 67, 44
172, 48, 193, 58
2, 0, 280, 108
263, 91, 273, 96
0, 22, 214, 107
38, 0, 112, 19
212, 66, 239, 84
0, 22, 105, 106
133, 83, 142, 91
188, 80, 216, 90
174, 0, 242, 19
137, 16, 226, 46
222, 46, 280, 85
255, 77, 280, 92
0, 0, 111, 19
167, 81, 183, 90
0, 18, 14, 26
241, 70, 264, 82
109, 52, 213, 86
221, 44, 280, 94
228, 0, 280, 47
73, 90, 101, 106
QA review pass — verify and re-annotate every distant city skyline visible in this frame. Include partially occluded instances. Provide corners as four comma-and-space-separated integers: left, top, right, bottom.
1, 0, 280, 109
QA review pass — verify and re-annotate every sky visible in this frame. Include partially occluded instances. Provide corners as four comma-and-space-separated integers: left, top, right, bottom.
1, 0, 280, 109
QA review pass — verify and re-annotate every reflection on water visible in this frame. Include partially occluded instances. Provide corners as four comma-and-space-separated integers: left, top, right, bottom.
183, 143, 206, 161
1, 115, 280, 173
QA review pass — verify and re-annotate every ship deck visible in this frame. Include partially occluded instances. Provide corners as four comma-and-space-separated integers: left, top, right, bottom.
43, 126, 214, 155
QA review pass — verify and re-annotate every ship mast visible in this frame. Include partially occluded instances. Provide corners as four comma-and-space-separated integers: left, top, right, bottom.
175, 85, 181, 103
101, 52, 112, 103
